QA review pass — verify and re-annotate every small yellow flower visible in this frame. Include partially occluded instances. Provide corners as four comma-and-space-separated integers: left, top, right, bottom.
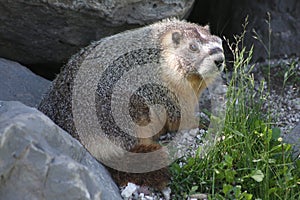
277, 137, 283, 142
260, 133, 264, 137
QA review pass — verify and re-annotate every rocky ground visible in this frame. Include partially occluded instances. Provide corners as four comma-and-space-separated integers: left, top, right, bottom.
254, 57, 300, 133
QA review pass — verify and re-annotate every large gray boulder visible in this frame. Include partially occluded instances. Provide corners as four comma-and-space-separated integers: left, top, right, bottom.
0, 101, 122, 200
283, 123, 300, 160
0, 0, 195, 70
0, 58, 51, 107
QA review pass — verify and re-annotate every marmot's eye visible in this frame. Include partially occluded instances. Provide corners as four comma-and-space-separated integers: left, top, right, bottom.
189, 43, 199, 52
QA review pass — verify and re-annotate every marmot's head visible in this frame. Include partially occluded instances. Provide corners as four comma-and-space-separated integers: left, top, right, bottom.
160, 24, 224, 95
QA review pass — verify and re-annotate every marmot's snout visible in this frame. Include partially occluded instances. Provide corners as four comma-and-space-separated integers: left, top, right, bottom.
197, 41, 225, 78
209, 47, 225, 71
214, 58, 225, 70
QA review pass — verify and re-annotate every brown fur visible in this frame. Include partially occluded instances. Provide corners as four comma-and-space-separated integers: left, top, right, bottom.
108, 144, 170, 190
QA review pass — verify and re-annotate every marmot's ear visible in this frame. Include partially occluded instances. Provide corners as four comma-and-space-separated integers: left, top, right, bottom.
172, 31, 182, 45
204, 25, 210, 32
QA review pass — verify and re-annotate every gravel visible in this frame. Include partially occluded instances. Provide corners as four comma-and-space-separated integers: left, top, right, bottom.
252, 57, 300, 134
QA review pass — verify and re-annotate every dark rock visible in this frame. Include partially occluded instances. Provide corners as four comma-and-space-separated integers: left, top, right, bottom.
188, 0, 300, 62
0, 101, 122, 200
283, 122, 300, 159
0, 58, 50, 107
230, 0, 300, 61
0, 0, 195, 76
188, 0, 232, 35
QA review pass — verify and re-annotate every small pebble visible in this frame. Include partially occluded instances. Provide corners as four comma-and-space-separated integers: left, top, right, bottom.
161, 187, 171, 200
144, 196, 154, 200
121, 183, 138, 199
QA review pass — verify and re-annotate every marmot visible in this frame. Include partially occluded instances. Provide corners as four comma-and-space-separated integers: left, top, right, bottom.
38, 18, 224, 189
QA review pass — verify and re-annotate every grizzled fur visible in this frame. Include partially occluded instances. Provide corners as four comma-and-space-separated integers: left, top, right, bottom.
38, 18, 224, 189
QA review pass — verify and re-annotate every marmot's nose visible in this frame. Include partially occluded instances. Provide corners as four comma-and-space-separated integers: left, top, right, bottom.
209, 47, 224, 70
214, 58, 225, 71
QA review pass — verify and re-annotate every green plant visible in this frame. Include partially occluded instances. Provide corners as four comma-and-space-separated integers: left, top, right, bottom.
169, 18, 300, 200
282, 59, 299, 89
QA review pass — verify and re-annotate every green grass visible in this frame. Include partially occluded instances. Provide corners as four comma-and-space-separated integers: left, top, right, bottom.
169, 22, 300, 200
